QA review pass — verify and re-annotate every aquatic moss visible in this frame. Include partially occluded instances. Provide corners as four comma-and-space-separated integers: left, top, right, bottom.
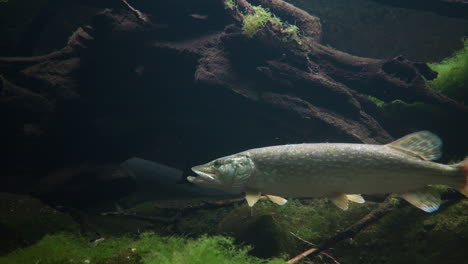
380, 99, 448, 121
427, 38, 468, 103
242, 6, 301, 44
0, 233, 134, 264
0, 193, 80, 255
365, 95, 386, 107
269, 199, 377, 242
0, 232, 286, 264
138, 233, 284, 264
331, 199, 468, 264
224, 0, 235, 10
280, 24, 301, 43
175, 206, 233, 236
243, 6, 282, 38
219, 199, 378, 257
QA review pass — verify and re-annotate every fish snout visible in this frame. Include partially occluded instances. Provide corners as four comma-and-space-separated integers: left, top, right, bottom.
188, 164, 219, 186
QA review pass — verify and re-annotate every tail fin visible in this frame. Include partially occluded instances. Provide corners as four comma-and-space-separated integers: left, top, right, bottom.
455, 157, 468, 197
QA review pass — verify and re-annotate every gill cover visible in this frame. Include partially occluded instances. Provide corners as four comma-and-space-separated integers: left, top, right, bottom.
215, 154, 256, 192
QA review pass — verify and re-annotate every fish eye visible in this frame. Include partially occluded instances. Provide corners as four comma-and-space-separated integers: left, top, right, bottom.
213, 160, 221, 167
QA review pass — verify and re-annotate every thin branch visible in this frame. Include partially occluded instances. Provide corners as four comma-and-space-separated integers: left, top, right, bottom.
320, 252, 342, 264
289, 231, 316, 247
287, 247, 319, 264
122, 0, 151, 24
287, 197, 401, 263
101, 211, 180, 224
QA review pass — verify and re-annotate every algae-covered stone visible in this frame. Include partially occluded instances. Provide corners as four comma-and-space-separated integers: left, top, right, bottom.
0, 193, 79, 255
218, 199, 379, 258
220, 211, 289, 258
331, 199, 468, 264
0, 232, 285, 264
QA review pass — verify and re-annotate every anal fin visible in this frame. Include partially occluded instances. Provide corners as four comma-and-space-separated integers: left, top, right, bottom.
401, 189, 441, 213
265, 194, 288, 205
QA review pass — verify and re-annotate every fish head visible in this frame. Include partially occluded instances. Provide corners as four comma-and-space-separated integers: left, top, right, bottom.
188, 153, 255, 193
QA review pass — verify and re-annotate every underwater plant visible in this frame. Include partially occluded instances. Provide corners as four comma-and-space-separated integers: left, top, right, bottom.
242, 6, 282, 38
332, 199, 468, 264
426, 38, 468, 103
242, 5, 301, 44
224, 0, 235, 10
365, 95, 386, 107
0, 232, 286, 264
0, 233, 133, 264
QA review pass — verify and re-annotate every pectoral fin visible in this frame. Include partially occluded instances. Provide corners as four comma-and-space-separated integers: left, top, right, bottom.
330, 194, 349, 210
400, 189, 441, 213
346, 194, 365, 204
265, 195, 288, 205
387, 131, 442, 161
245, 190, 261, 207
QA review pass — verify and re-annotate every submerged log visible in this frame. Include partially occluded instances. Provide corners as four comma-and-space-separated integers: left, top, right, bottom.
0, 0, 466, 200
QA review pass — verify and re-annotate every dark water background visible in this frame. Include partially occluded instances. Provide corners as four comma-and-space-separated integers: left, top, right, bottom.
0, 0, 467, 263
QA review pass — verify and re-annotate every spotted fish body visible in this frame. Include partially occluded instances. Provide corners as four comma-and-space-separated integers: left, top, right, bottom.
244, 143, 457, 198
188, 131, 468, 212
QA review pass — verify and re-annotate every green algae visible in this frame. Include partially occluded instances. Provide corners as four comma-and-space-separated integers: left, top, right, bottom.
364, 99, 458, 139
242, 6, 283, 38
0, 232, 286, 264
0, 233, 135, 264
0, 193, 80, 255
242, 6, 301, 44
137, 234, 284, 264
2, 196, 465, 264
175, 206, 234, 236
365, 95, 386, 107
331, 199, 468, 264
366, 97, 447, 121
224, 0, 235, 10
218, 199, 378, 257
427, 38, 468, 103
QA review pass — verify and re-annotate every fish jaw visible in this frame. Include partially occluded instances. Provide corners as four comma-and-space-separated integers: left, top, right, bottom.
188, 164, 223, 187
188, 154, 256, 193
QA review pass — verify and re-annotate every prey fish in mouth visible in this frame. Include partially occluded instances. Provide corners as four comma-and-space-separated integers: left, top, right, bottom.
188, 131, 468, 212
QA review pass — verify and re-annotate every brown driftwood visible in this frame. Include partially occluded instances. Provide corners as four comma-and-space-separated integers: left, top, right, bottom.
287, 198, 402, 264
203, 0, 467, 144
1, 0, 467, 201
100, 197, 245, 223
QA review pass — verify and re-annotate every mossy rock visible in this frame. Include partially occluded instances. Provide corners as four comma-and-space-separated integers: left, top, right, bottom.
0, 193, 79, 255
427, 38, 468, 103
331, 199, 468, 264
218, 199, 379, 258
220, 211, 290, 258
0, 232, 286, 264
85, 214, 157, 237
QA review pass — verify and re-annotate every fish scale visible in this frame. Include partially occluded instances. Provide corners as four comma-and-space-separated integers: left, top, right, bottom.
188, 131, 468, 212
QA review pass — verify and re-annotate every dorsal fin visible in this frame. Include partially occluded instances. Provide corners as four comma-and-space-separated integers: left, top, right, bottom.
387, 131, 442, 160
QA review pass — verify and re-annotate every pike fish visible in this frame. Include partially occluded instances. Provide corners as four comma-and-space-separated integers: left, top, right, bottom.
187, 131, 468, 212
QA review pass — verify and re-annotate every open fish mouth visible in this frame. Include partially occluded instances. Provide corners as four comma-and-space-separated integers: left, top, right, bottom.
187, 165, 220, 185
